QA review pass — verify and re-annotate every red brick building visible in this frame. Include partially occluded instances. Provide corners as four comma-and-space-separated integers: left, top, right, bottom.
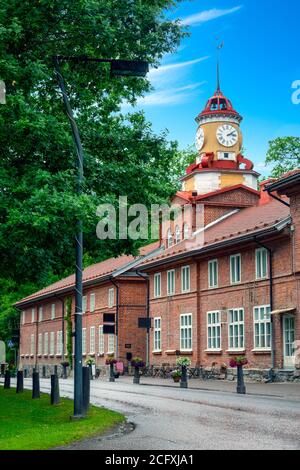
16, 84, 300, 379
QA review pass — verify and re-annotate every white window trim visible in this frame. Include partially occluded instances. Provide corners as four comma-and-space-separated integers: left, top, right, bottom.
175, 225, 181, 244
180, 313, 193, 351
38, 306, 43, 322
44, 332, 48, 356
99, 325, 104, 355
82, 296, 87, 314
167, 269, 175, 296
208, 259, 218, 289
107, 334, 115, 354
51, 303, 56, 320
108, 288, 114, 308
153, 317, 162, 352
207, 311, 222, 351
31, 308, 35, 323
228, 308, 245, 350
50, 332, 55, 355
30, 334, 35, 356
38, 333, 43, 355
82, 328, 87, 355
90, 293, 96, 312
154, 273, 162, 298
89, 326, 95, 354
255, 248, 268, 280
253, 304, 271, 351
56, 330, 62, 356
230, 254, 242, 285
181, 265, 191, 293
167, 229, 173, 248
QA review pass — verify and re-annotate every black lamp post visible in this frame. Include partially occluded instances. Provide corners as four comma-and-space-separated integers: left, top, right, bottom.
53, 55, 148, 418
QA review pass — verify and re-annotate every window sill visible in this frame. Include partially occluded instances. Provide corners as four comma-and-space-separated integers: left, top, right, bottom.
88, 353, 95, 356
226, 349, 246, 355
43, 354, 48, 357
204, 349, 223, 355
179, 350, 193, 355
165, 350, 176, 355
208, 286, 218, 290
106, 351, 114, 355
252, 349, 271, 355
56, 354, 62, 357
181, 290, 191, 294
97, 353, 104, 357
152, 350, 162, 355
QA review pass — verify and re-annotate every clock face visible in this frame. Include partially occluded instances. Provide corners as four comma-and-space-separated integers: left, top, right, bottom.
195, 126, 204, 151
216, 124, 239, 147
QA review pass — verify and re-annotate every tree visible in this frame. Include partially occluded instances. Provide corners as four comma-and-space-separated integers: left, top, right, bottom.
265, 137, 300, 178
0, 1, 190, 342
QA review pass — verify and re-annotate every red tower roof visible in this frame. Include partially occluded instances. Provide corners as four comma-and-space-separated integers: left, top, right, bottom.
195, 88, 242, 124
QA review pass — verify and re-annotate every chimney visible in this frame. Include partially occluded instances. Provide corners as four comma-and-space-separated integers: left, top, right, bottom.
259, 179, 277, 205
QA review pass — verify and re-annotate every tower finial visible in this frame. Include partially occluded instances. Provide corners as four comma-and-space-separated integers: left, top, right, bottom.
216, 41, 224, 93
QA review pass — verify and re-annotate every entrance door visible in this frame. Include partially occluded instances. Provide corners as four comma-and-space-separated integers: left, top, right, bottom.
283, 316, 295, 369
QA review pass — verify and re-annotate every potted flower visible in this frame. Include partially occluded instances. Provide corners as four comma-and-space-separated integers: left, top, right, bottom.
105, 355, 117, 382
229, 356, 248, 394
176, 357, 191, 388
171, 369, 182, 383
131, 357, 145, 384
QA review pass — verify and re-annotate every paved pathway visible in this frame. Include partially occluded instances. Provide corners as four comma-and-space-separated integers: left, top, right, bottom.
3, 376, 299, 450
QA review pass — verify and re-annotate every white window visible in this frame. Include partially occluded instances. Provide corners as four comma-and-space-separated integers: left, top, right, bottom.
56, 331, 62, 355
82, 296, 87, 314
50, 332, 55, 355
230, 254, 241, 284
38, 333, 42, 355
82, 328, 86, 354
38, 306, 43, 322
65, 330, 68, 354
175, 225, 181, 244
153, 317, 162, 351
30, 334, 35, 355
255, 248, 268, 280
180, 314, 192, 351
51, 303, 56, 320
154, 273, 161, 298
90, 293, 95, 312
21, 311, 25, 325
254, 305, 271, 349
181, 266, 190, 293
44, 332, 48, 355
90, 326, 95, 354
108, 288, 114, 308
228, 308, 245, 350
208, 260, 218, 288
108, 334, 115, 354
207, 311, 221, 350
167, 270, 175, 296
183, 223, 189, 240
31, 308, 35, 323
99, 326, 104, 355
167, 228, 173, 248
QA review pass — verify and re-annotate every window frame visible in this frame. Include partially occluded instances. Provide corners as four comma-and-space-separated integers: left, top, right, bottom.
30, 334, 35, 356
175, 225, 181, 244
50, 332, 55, 355
108, 288, 114, 308
90, 326, 95, 354
253, 305, 271, 350
31, 308, 35, 323
255, 248, 268, 280
90, 293, 96, 312
228, 308, 245, 350
208, 259, 218, 289
167, 269, 175, 296
230, 254, 241, 285
82, 328, 87, 355
167, 228, 173, 248
99, 325, 104, 355
154, 273, 162, 298
207, 311, 222, 350
107, 334, 115, 354
44, 332, 48, 356
51, 303, 56, 320
82, 296, 87, 314
38, 306, 43, 322
56, 330, 62, 356
153, 317, 162, 352
181, 265, 191, 293
180, 313, 193, 351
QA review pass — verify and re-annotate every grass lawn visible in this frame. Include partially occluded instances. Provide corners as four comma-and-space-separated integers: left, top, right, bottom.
0, 386, 124, 450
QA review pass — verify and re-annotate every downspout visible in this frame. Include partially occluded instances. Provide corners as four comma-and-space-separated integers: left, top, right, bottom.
254, 238, 275, 370
109, 277, 119, 359
136, 271, 150, 367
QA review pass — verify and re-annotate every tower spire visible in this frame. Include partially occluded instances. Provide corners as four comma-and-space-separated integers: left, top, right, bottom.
216, 41, 224, 93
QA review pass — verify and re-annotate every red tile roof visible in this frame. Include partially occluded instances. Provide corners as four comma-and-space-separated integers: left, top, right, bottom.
15, 242, 160, 306
139, 198, 290, 267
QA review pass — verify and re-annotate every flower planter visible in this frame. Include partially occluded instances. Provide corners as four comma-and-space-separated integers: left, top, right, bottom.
172, 375, 181, 383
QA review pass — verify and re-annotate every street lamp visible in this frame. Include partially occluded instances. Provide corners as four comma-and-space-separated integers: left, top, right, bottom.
53, 55, 148, 418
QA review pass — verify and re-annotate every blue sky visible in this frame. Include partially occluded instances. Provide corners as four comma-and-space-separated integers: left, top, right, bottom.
126, 0, 300, 176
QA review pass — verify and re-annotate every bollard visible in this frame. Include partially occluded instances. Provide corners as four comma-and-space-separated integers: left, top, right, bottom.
133, 366, 140, 384
4, 370, 11, 389
32, 371, 40, 399
50, 374, 60, 405
109, 363, 115, 382
180, 365, 188, 389
16, 371, 24, 393
82, 366, 90, 416
236, 365, 246, 394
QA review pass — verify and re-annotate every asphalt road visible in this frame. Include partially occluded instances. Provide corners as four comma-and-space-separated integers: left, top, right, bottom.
30, 377, 300, 450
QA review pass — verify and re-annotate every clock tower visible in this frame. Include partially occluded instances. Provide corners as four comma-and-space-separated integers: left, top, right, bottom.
181, 82, 259, 195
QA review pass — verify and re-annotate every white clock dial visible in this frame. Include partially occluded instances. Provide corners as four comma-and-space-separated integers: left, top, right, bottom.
216, 124, 239, 147
195, 126, 204, 151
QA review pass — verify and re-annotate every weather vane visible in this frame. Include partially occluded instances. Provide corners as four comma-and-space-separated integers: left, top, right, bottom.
216, 39, 224, 92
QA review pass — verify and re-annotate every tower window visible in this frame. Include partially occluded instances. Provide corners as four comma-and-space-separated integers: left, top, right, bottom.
219, 99, 228, 110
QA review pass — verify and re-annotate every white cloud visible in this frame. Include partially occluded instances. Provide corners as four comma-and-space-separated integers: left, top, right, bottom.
134, 82, 206, 107
149, 56, 210, 79
180, 6, 243, 26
